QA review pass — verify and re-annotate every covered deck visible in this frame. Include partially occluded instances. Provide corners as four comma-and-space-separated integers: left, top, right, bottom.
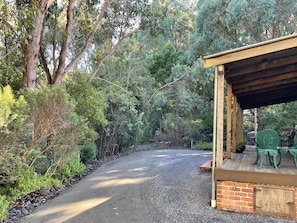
203, 33, 297, 218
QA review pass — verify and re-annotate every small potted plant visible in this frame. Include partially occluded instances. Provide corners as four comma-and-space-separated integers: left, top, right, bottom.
236, 139, 246, 153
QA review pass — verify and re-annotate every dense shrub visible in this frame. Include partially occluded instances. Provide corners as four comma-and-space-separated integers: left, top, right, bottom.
0, 85, 94, 222
55, 158, 85, 183
96, 89, 144, 158
0, 165, 60, 222
80, 143, 97, 164
0, 85, 31, 199
22, 87, 94, 175
4, 167, 61, 200
65, 72, 107, 128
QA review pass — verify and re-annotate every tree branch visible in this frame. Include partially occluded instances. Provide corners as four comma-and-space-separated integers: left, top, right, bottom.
0, 44, 19, 62
53, 0, 75, 85
65, 0, 115, 73
0, 14, 18, 36
90, 29, 137, 80
93, 76, 128, 93
147, 73, 187, 105
39, 21, 52, 84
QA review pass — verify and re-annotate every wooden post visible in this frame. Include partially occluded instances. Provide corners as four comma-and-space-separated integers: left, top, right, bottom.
254, 108, 258, 135
211, 65, 218, 208
237, 105, 244, 141
226, 84, 232, 159
232, 96, 237, 153
216, 65, 225, 168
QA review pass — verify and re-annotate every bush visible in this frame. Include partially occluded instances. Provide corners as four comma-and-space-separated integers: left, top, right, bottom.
80, 143, 97, 164
193, 142, 213, 150
1, 165, 60, 200
0, 195, 10, 222
65, 72, 107, 128
55, 158, 85, 183
23, 86, 93, 174
0, 165, 61, 222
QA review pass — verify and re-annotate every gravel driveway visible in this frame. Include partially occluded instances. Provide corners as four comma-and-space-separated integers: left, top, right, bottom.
20, 149, 294, 223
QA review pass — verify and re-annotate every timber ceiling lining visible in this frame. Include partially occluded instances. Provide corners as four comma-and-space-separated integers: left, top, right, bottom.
203, 34, 297, 109
225, 47, 297, 109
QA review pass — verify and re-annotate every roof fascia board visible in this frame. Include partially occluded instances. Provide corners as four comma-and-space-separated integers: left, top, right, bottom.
203, 34, 297, 68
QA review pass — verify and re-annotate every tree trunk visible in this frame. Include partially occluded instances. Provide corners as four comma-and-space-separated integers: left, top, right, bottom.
21, 0, 55, 89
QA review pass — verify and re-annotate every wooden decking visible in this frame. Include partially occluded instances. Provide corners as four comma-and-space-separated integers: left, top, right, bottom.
223, 145, 297, 175
216, 145, 297, 186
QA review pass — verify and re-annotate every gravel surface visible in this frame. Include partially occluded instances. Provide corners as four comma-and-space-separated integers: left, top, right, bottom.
16, 148, 295, 223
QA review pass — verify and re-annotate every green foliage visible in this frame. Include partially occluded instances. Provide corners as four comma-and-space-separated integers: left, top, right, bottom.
183, 118, 204, 142
141, 0, 169, 36
0, 195, 10, 221
55, 158, 85, 183
141, 0, 194, 51
0, 152, 26, 188
0, 85, 30, 197
32, 152, 52, 175
23, 87, 89, 175
261, 102, 297, 132
95, 87, 145, 157
188, 0, 297, 64
236, 139, 246, 147
0, 160, 60, 198
0, 164, 60, 221
80, 143, 97, 164
148, 43, 182, 85
0, 85, 28, 131
65, 72, 107, 128
193, 142, 213, 150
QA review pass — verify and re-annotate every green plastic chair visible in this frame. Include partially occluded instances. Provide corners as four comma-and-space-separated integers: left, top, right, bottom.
288, 137, 297, 167
253, 129, 280, 169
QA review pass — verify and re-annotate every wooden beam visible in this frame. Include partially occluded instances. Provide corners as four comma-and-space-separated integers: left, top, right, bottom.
226, 84, 232, 159
203, 34, 297, 68
226, 50, 297, 78
233, 76, 297, 95
233, 71, 297, 91
239, 86, 297, 103
228, 63, 297, 84
240, 95, 297, 110
216, 65, 225, 168
215, 168, 297, 187
236, 82, 297, 97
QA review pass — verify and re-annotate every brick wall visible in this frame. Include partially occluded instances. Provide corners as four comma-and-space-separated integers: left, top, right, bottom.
216, 180, 297, 219
216, 181, 254, 213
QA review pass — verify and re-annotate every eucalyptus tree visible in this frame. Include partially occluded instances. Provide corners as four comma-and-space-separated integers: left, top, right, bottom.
0, 0, 151, 89
0, 0, 56, 89
188, 0, 297, 62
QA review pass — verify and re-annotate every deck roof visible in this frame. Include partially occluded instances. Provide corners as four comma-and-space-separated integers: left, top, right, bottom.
203, 34, 297, 109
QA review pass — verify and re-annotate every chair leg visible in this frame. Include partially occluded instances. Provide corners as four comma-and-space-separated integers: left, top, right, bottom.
293, 155, 297, 167
277, 151, 285, 167
253, 154, 259, 165
272, 155, 278, 169
258, 155, 263, 169
253, 148, 259, 165
288, 149, 297, 168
